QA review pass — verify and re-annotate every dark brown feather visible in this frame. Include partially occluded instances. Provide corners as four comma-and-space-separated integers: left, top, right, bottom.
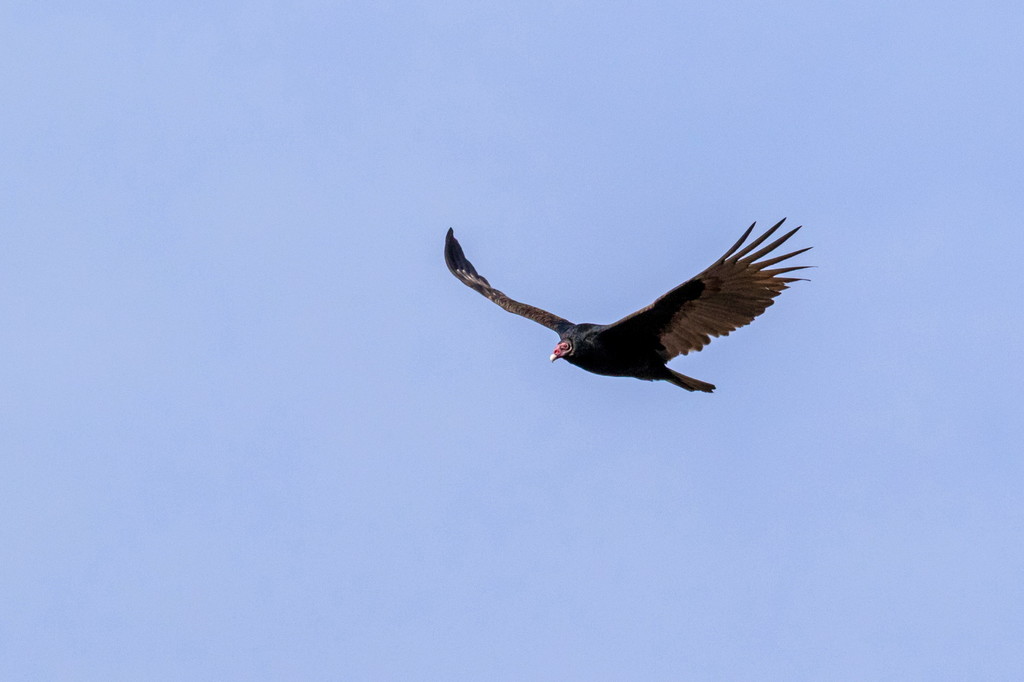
444, 228, 573, 334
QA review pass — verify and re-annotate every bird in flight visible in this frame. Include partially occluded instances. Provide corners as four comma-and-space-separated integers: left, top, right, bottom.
444, 220, 810, 392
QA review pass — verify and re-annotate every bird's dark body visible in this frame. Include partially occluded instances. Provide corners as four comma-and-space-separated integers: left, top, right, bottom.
562, 323, 666, 380
444, 222, 809, 393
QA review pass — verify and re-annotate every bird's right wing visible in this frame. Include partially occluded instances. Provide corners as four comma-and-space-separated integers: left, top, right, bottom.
598, 219, 810, 359
445, 229, 573, 334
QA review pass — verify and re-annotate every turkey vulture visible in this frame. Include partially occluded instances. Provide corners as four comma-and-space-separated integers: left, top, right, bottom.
444, 220, 810, 392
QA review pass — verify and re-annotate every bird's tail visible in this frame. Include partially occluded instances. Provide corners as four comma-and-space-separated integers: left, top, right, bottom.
664, 369, 716, 393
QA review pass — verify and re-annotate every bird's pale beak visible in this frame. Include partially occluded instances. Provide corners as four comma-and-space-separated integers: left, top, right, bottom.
550, 353, 558, 362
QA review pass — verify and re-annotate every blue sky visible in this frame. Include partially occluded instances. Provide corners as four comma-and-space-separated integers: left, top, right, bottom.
2, 1, 1022, 679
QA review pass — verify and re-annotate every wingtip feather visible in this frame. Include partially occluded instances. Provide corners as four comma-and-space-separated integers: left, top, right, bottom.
720, 222, 758, 261
740, 225, 805, 264
731, 218, 787, 261
753, 245, 813, 269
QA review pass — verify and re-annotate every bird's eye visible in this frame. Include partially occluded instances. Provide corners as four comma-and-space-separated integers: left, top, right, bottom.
559, 342, 570, 352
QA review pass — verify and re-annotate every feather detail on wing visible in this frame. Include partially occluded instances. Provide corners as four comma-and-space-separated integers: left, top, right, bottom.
599, 219, 811, 359
445, 228, 574, 334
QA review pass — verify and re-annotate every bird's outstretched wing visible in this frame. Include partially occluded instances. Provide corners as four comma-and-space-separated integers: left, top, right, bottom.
598, 219, 810, 359
445, 228, 574, 334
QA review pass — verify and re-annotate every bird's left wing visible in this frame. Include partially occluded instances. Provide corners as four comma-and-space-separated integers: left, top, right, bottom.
445, 229, 573, 334
598, 219, 810, 359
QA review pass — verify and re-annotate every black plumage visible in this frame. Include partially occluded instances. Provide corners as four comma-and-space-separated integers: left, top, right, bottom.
444, 220, 810, 392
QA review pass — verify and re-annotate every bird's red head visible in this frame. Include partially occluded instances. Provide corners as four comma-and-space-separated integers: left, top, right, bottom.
550, 340, 572, 362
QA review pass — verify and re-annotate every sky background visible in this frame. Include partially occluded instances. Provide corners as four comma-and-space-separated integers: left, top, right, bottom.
2, 1, 1022, 680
